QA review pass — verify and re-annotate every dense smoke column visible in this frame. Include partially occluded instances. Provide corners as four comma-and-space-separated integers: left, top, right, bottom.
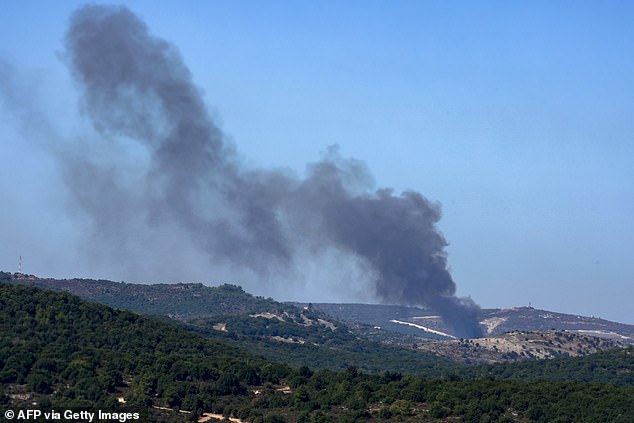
65, 4, 292, 272
297, 157, 483, 337
64, 4, 482, 337
429, 295, 482, 338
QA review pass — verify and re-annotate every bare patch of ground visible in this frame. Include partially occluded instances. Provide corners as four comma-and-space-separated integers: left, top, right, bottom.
212, 322, 227, 332
198, 413, 246, 423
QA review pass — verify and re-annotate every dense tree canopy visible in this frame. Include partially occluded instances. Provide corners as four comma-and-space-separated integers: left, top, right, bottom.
1, 282, 633, 422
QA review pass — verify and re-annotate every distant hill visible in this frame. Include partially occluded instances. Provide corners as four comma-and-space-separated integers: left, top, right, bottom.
1, 271, 283, 319
481, 306, 634, 340
412, 329, 624, 364
2, 281, 634, 422
302, 302, 632, 364
0, 272, 464, 376
9, 272, 632, 340
306, 302, 634, 343
3, 271, 631, 367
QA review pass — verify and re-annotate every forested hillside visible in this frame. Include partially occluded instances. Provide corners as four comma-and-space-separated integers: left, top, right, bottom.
2, 282, 634, 422
1, 272, 284, 319
183, 315, 462, 377
0, 282, 285, 421
4, 273, 462, 376
5, 273, 626, 372
467, 347, 634, 386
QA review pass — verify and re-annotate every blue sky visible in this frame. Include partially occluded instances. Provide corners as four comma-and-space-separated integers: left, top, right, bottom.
1, 1, 633, 323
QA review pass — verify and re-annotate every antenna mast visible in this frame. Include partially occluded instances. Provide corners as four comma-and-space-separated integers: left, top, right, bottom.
18, 256, 22, 274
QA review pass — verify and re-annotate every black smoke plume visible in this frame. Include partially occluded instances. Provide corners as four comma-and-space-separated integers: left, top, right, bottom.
64, 5, 482, 337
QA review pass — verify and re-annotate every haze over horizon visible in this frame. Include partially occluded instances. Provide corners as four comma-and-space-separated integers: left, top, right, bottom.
1, 2, 633, 325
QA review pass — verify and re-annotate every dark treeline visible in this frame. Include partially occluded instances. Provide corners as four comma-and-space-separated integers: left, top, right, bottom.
465, 347, 634, 386
1, 282, 633, 422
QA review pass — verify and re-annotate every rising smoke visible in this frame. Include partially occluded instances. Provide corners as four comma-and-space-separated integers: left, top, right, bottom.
62, 5, 482, 337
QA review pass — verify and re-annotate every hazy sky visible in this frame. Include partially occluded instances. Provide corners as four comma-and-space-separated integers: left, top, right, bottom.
1, 1, 633, 324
